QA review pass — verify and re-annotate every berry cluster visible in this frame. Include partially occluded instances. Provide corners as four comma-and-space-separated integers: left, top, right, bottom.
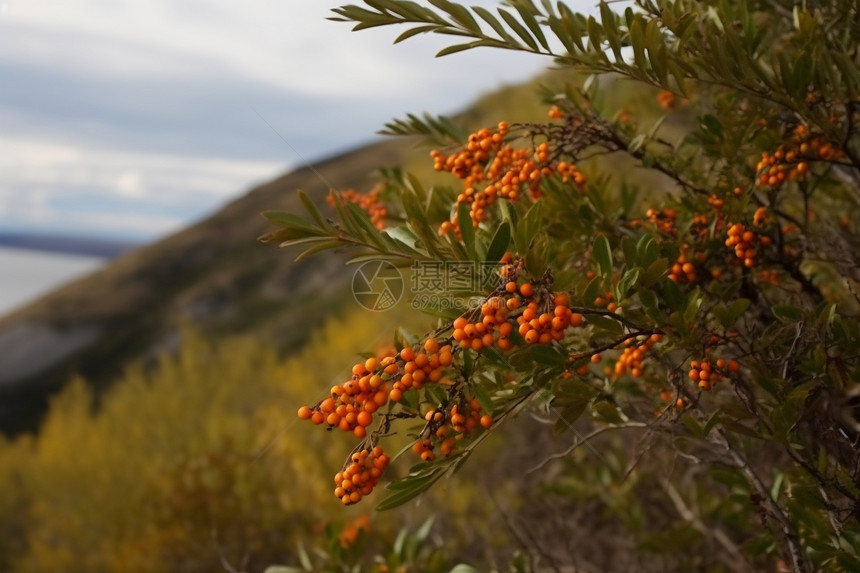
756, 125, 844, 189
413, 397, 493, 461
338, 515, 370, 549
298, 355, 394, 439
327, 187, 387, 230
433, 119, 585, 234
657, 90, 675, 110
725, 222, 772, 268
612, 334, 664, 378
516, 291, 583, 346
645, 208, 678, 236
593, 291, 617, 313
688, 358, 739, 391
389, 340, 453, 403
668, 244, 698, 284
452, 300, 512, 352
556, 161, 586, 187
334, 446, 390, 505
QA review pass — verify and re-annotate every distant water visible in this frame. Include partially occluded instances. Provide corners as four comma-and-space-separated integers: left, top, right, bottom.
0, 247, 105, 318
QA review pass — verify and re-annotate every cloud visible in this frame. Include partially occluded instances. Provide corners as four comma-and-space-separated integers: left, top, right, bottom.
0, 137, 285, 239
0, 0, 608, 242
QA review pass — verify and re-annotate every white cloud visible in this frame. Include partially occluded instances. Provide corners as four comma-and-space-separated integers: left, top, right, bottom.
0, 0, 614, 242
0, 137, 284, 201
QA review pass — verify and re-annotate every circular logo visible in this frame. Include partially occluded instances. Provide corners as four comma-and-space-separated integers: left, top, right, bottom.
352, 260, 404, 312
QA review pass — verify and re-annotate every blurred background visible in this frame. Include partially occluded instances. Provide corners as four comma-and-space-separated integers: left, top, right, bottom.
1, 2, 678, 572
0, 0, 552, 316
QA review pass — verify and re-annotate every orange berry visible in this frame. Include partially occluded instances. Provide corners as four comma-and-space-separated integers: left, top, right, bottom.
357, 411, 373, 427
519, 283, 535, 298
480, 415, 493, 428
297, 406, 312, 420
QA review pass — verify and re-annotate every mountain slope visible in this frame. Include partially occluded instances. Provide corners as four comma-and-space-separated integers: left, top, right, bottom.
0, 138, 411, 435
0, 73, 567, 436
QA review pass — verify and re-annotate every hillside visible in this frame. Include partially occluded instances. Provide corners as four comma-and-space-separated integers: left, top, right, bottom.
0, 138, 412, 435
0, 71, 613, 436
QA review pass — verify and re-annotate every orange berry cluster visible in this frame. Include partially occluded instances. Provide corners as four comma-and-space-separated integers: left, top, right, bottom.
452, 298, 513, 352
432, 120, 585, 233
688, 358, 739, 391
645, 208, 678, 236
725, 221, 772, 268
691, 194, 726, 239
556, 161, 586, 187
516, 290, 584, 346
451, 283, 583, 351
333, 446, 390, 505
613, 334, 664, 378
669, 244, 698, 284
593, 291, 617, 313
338, 515, 371, 548
657, 90, 675, 110
298, 355, 395, 439
658, 389, 687, 412
388, 340, 453, 403
327, 187, 387, 230
413, 397, 493, 462
755, 126, 844, 189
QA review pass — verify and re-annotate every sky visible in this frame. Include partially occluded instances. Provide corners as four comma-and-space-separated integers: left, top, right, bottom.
0, 0, 598, 243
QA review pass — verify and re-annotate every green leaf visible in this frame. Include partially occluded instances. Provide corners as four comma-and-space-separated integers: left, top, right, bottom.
553, 400, 589, 434
458, 201, 477, 260
448, 565, 481, 573
636, 233, 659, 267
261, 210, 326, 235
512, 2, 549, 51
472, 6, 517, 44
593, 401, 624, 423
714, 298, 750, 329
498, 8, 539, 51
484, 220, 511, 264
599, 1, 622, 60
473, 384, 495, 415
515, 200, 543, 254
395, 24, 441, 43
617, 267, 640, 300
297, 190, 327, 229
530, 345, 568, 366
621, 236, 638, 267
264, 567, 305, 573
384, 471, 439, 492
377, 469, 445, 510
414, 515, 436, 543
661, 277, 685, 312
436, 42, 479, 57
586, 313, 624, 337
428, 0, 481, 33
640, 257, 668, 285
773, 305, 803, 323
593, 235, 613, 276
681, 413, 705, 439
294, 239, 347, 261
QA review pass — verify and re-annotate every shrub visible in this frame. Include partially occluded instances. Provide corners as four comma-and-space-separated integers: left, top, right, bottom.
262, 1, 860, 571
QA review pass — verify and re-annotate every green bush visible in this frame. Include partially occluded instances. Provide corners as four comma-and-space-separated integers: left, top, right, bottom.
263, 1, 860, 571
